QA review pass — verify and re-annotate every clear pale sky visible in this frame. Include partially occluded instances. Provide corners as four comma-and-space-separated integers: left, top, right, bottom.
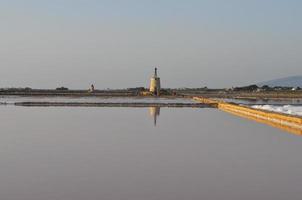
1, 0, 301, 89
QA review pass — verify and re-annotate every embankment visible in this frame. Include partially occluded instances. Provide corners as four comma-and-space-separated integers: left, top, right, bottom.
14, 102, 210, 108
193, 97, 302, 135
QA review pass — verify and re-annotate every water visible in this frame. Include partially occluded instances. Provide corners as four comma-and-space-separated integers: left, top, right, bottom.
1, 106, 302, 200
0, 96, 196, 104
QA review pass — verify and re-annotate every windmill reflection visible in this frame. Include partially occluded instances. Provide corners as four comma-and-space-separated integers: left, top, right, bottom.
149, 107, 160, 126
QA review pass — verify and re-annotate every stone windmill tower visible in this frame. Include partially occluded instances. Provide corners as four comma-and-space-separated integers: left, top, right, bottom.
149, 67, 161, 96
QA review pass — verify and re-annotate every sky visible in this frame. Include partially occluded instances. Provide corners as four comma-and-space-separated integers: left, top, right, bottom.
0, 0, 301, 89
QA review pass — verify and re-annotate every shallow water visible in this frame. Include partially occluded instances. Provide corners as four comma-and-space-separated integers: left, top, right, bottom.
0, 96, 196, 104
1, 106, 302, 200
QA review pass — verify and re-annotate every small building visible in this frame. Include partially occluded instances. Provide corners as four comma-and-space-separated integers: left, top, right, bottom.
150, 68, 161, 96
89, 84, 95, 93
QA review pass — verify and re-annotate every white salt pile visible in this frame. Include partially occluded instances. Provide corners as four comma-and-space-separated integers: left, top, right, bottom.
251, 105, 302, 116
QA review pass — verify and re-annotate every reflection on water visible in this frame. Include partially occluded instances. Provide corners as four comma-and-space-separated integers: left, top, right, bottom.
1, 107, 302, 200
148, 106, 302, 135
149, 107, 160, 126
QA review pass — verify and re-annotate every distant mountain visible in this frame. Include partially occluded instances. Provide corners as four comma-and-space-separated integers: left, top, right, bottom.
257, 76, 302, 87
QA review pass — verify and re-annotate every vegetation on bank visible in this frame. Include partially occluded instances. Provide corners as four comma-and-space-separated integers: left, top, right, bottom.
1, 85, 302, 99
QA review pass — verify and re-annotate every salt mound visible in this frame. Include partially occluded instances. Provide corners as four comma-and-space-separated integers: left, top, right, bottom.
251, 105, 302, 116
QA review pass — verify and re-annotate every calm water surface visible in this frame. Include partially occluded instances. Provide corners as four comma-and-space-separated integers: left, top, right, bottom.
1, 106, 302, 200
0, 96, 196, 104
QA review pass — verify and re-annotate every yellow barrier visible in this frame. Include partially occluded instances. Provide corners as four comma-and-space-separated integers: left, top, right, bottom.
192, 97, 219, 105
193, 96, 302, 136
221, 107, 302, 136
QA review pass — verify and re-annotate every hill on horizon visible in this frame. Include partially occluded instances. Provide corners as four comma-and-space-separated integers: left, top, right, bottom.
257, 76, 302, 87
